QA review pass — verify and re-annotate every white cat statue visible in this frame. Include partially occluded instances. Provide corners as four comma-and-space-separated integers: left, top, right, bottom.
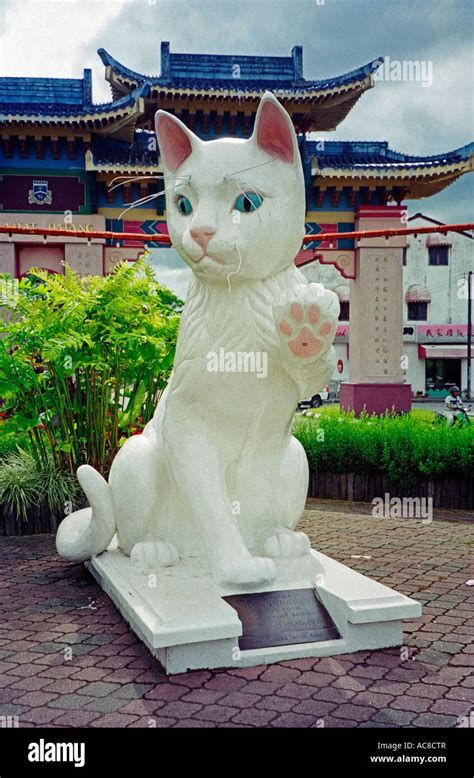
56, 92, 340, 586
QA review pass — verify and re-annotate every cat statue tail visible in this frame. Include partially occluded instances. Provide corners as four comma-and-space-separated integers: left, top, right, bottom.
55, 465, 116, 562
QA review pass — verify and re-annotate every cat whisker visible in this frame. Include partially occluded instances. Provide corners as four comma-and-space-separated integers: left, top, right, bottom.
235, 175, 276, 209
108, 175, 159, 192
227, 244, 243, 294
118, 192, 164, 220
223, 158, 275, 179
116, 175, 192, 219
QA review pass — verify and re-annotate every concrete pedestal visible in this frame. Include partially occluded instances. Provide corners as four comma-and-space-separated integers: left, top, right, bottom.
340, 382, 412, 416
86, 548, 421, 674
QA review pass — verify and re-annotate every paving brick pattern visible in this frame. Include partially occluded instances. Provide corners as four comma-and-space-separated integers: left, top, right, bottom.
0, 503, 472, 728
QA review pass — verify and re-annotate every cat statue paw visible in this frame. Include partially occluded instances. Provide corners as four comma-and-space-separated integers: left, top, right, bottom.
274, 283, 339, 363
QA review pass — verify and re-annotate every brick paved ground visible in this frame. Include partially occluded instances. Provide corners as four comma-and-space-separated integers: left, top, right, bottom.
0, 502, 472, 729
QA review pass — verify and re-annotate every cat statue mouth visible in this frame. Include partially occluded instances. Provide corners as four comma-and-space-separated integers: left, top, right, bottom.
180, 246, 231, 274
195, 252, 228, 267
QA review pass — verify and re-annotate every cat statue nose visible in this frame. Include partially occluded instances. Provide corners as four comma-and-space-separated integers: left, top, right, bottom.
190, 226, 216, 250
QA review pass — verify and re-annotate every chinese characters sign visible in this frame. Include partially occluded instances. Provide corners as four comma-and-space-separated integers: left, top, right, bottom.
417, 325, 473, 341
364, 255, 400, 379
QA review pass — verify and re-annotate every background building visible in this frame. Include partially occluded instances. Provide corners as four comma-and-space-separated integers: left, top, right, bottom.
1, 43, 473, 399
304, 214, 473, 397
1, 43, 472, 278
403, 214, 473, 396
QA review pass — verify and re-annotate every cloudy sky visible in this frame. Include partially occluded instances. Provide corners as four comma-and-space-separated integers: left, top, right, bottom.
1, 0, 472, 298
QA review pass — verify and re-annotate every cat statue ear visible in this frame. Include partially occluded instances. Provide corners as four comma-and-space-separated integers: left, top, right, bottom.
251, 91, 298, 164
155, 110, 199, 171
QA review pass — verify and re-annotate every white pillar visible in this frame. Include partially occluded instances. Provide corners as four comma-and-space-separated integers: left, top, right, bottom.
340, 206, 412, 414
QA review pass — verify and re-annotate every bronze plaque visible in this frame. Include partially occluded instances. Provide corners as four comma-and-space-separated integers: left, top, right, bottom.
223, 588, 340, 650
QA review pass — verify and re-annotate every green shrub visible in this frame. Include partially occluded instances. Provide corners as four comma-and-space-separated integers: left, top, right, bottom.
0, 449, 78, 522
0, 257, 182, 478
0, 450, 44, 521
293, 411, 474, 485
39, 460, 78, 514
0, 427, 31, 458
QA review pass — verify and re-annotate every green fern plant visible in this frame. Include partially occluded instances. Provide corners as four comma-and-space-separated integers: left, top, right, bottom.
0, 450, 44, 521
0, 257, 182, 478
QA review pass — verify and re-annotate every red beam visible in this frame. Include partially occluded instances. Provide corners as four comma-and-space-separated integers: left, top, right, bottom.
0, 222, 472, 245
0, 226, 171, 244
301, 223, 473, 243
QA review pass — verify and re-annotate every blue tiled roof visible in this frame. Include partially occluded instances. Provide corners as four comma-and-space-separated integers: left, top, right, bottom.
0, 75, 88, 105
0, 75, 148, 118
139, 70, 379, 91
98, 46, 383, 92
308, 140, 474, 168
169, 53, 295, 81
89, 133, 473, 171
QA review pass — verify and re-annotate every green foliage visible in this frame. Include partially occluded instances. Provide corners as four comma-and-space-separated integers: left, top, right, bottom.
0, 425, 30, 458
293, 410, 474, 485
0, 258, 182, 480
0, 450, 44, 521
0, 450, 78, 521
39, 460, 78, 514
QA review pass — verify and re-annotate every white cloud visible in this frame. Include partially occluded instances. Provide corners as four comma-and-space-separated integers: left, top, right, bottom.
0, 0, 128, 99
322, 39, 474, 155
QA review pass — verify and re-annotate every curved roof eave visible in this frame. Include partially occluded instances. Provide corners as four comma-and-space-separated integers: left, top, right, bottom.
0, 86, 148, 125
98, 47, 384, 93
311, 142, 474, 174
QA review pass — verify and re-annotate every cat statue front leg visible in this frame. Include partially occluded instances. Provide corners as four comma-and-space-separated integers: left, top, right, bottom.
255, 281, 339, 559
163, 410, 277, 586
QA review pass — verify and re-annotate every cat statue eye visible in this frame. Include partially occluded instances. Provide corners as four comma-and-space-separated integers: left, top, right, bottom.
234, 191, 263, 213
177, 195, 193, 215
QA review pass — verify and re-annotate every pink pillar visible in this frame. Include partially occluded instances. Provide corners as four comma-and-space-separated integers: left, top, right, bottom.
340, 205, 412, 415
